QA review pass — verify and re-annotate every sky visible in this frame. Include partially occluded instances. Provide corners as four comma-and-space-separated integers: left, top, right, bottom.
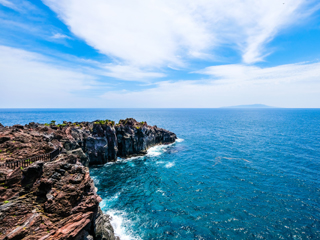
0, 0, 320, 108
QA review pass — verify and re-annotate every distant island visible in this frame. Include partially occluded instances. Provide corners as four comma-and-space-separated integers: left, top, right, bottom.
222, 104, 275, 108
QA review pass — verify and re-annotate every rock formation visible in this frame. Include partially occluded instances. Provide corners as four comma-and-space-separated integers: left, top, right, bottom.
84, 118, 177, 165
115, 118, 176, 159
0, 118, 176, 166
0, 118, 177, 239
0, 154, 118, 240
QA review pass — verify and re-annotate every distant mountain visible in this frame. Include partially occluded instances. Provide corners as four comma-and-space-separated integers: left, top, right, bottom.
222, 104, 275, 108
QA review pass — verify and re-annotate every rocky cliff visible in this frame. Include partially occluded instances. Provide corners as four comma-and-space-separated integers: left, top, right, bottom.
0, 118, 176, 166
84, 118, 177, 165
0, 154, 118, 240
0, 118, 177, 239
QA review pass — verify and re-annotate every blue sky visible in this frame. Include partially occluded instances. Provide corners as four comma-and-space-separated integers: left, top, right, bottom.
1, 0, 320, 108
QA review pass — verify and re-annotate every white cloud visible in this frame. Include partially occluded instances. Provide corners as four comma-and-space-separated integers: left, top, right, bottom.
0, 45, 98, 107
0, 0, 17, 10
0, 45, 167, 108
100, 62, 320, 108
101, 64, 165, 81
52, 33, 71, 39
68, 60, 166, 82
0, 0, 42, 13
42, 0, 316, 66
195, 63, 320, 85
1, 45, 319, 107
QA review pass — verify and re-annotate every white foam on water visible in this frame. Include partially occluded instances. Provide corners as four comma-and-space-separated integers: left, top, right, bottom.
107, 210, 141, 240
176, 138, 184, 142
104, 161, 116, 166
98, 140, 181, 238
109, 192, 121, 201
104, 140, 179, 166
165, 162, 175, 168
128, 161, 135, 167
91, 176, 100, 185
146, 146, 163, 157
156, 188, 166, 196
103, 156, 144, 166
118, 155, 144, 162
146, 142, 175, 157
100, 192, 122, 209
156, 188, 164, 193
100, 199, 108, 209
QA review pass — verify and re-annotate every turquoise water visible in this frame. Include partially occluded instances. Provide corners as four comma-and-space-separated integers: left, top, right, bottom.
1, 109, 320, 239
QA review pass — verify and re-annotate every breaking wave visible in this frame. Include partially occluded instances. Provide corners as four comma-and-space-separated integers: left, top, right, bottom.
176, 138, 184, 142
107, 210, 141, 240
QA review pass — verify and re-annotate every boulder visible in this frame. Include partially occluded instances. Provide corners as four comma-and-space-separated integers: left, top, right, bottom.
67, 148, 90, 167
93, 208, 119, 240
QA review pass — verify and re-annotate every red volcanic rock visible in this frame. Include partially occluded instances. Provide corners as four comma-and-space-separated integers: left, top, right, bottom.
0, 118, 176, 166
52, 212, 93, 239
0, 125, 55, 162
0, 118, 177, 239
0, 168, 22, 201
0, 154, 117, 240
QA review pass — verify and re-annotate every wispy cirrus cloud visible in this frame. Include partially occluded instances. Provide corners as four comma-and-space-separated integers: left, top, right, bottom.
101, 64, 165, 81
99, 62, 320, 108
0, 0, 43, 13
0, 45, 99, 108
195, 62, 320, 85
0, 45, 166, 108
0, 0, 17, 10
1, 0, 320, 108
43, 0, 318, 67
1, 45, 320, 108
51, 33, 71, 39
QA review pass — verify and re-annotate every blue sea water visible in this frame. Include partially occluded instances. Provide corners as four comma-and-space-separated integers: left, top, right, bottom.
1, 108, 320, 239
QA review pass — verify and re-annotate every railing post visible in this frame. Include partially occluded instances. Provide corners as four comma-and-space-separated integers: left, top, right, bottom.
1, 148, 61, 170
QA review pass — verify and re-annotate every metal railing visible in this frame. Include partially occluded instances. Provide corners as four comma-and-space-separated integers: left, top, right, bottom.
0, 147, 61, 169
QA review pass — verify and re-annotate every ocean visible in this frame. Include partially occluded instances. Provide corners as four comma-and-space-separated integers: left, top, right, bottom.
1, 108, 319, 239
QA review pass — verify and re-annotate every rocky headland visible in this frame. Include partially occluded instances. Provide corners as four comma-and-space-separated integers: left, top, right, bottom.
0, 119, 177, 239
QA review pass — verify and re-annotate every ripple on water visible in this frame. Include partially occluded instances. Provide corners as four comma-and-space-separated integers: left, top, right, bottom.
88, 109, 320, 239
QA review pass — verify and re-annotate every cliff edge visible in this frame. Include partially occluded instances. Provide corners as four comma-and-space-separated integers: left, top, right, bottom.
0, 154, 118, 240
0, 118, 177, 239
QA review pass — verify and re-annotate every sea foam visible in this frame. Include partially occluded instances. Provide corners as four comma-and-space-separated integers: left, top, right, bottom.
176, 138, 184, 142
165, 162, 175, 168
107, 210, 141, 240
104, 138, 182, 165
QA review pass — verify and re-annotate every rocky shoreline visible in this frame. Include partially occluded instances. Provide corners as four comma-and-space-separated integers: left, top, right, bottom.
0, 119, 177, 239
